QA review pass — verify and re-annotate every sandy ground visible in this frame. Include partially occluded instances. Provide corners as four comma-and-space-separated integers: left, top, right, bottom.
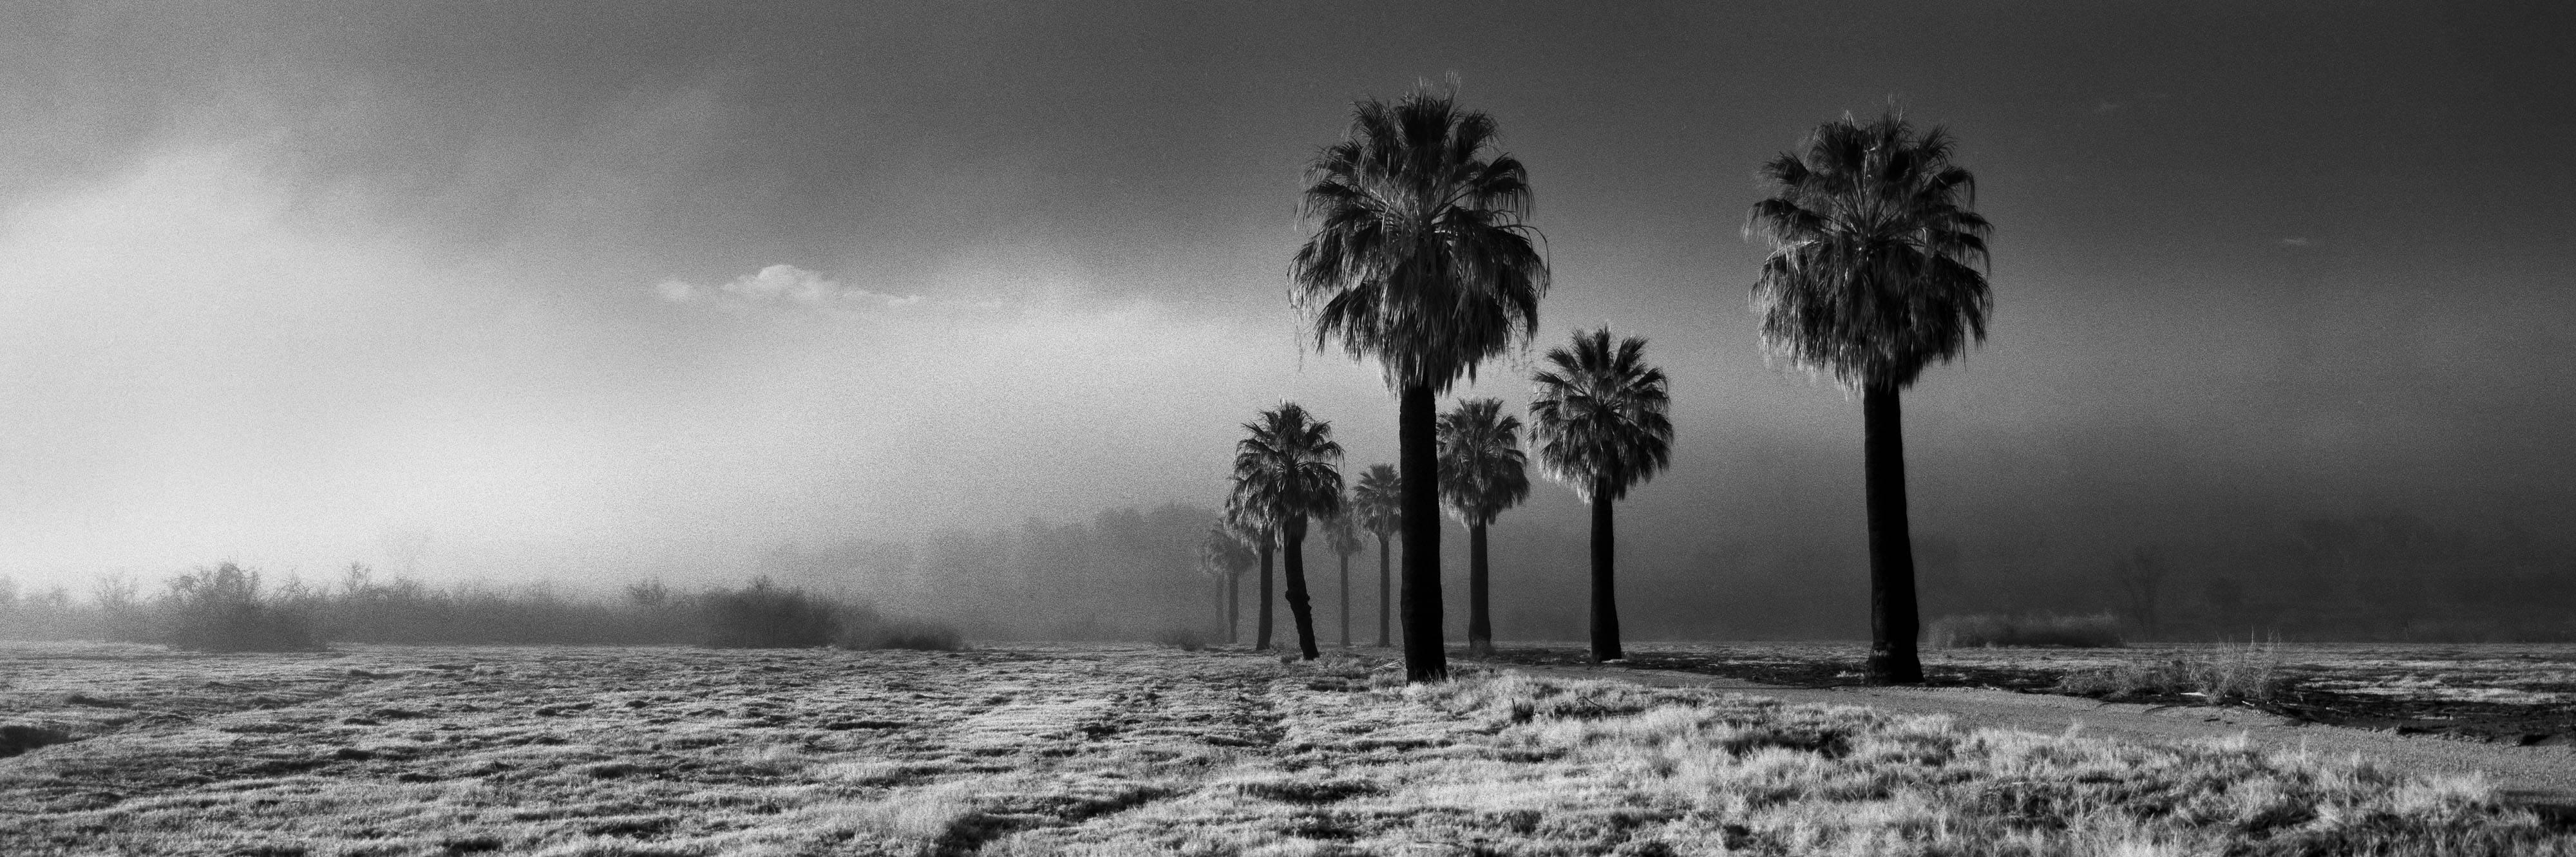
1493, 659, 2576, 815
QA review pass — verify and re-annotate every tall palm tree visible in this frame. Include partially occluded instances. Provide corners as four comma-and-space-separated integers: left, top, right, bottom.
1229, 402, 1345, 661
1292, 88, 1547, 681
1745, 111, 1992, 684
1220, 494, 1276, 649
1435, 398, 1529, 655
1530, 328, 1673, 663
1321, 510, 1365, 647
1199, 524, 1258, 643
1350, 464, 1403, 647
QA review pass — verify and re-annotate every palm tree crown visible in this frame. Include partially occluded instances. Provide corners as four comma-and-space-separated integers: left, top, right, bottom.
1745, 110, 1992, 390
1350, 465, 1403, 537
1291, 88, 1548, 390
1530, 328, 1674, 502
1435, 399, 1530, 525
1228, 403, 1345, 538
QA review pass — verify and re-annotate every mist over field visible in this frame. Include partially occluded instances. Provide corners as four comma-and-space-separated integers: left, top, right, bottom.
3, 1, 2573, 645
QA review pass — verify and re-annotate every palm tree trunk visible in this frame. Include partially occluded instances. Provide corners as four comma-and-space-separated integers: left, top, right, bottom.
1862, 381, 1924, 684
1589, 479, 1622, 662
1282, 516, 1321, 660
1338, 550, 1350, 648
1398, 382, 1446, 681
1225, 567, 1239, 644
1467, 522, 1493, 655
1256, 534, 1274, 651
1376, 535, 1391, 647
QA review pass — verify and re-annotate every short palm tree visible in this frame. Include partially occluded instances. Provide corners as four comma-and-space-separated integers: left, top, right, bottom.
1199, 524, 1258, 643
1530, 328, 1672, 663
1293, 88, 1547, 681
1229, 402, 1345, 661
1321, 510, 1365, 647
1436, 398, 1529, 655
1349, 464, 1403, 647
1746, 111, 1992, 684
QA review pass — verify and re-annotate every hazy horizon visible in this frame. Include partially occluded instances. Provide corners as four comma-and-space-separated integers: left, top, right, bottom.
6, 1, 2574, 632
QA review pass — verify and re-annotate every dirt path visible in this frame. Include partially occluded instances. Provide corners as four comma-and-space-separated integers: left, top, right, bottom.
1495, 660, 2576, 815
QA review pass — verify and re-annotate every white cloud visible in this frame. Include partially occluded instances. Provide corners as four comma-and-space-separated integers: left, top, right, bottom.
2279, 237, 2312, 247
658, 264, 921, 311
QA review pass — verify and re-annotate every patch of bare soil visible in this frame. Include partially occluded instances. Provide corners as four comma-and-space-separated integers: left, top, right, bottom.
1479, 642, 2576, 746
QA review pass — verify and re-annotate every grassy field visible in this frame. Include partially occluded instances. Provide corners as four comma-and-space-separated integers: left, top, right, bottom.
4, 642, 2572, 856
1488, 641, 2576, 744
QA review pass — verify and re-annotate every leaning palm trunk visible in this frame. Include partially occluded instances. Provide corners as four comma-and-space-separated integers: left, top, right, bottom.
1256, 536, 1275, 651
1589, 476, 1622, 662
1376, 536, 1391, 647
1282, 517, 1321, 660
1399, 384, 1446, 680
1466, 522, 1493, 655
1862, 382, 1924, 684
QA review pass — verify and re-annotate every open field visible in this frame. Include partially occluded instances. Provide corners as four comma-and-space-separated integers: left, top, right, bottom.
5, 643, 2573, 856
1484, 642, 2576, 745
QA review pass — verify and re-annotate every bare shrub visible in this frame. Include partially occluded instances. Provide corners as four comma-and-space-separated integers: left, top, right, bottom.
839, 608, 966, 652
158, 563, 321, 652
700, 577, 842, 648
2053, 637, 2287, 703
1928, 612, 2123, 648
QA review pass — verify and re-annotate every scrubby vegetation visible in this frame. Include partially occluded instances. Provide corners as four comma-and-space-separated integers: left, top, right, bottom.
0, 568, 960, 651
1929, 612, 2125, 648
154, 563, 323, 652
2055, 637, 2290, 702
3, 643, 2564, 855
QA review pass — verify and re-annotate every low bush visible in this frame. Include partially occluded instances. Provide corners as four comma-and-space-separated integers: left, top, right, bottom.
1150, 628, 1209, 652
700, 578, 842, 648
1928, 612, 2123, 648
2053, 637, 2287, 702
158, 563, 321, 652
840, 613, 965, 652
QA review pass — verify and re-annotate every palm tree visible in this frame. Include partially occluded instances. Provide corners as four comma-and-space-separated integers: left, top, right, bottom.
1199, 524, 1258, 643
1436, 399, 1529, 655
1229, 402, 1345, 660
1350, 464, 1403, 647
1220, 494, 1276, 649
1321, 511, 1365, 647
1530, 328, 1673, 663
1745, 111, 1992, 684
1292, 88, 1547, 681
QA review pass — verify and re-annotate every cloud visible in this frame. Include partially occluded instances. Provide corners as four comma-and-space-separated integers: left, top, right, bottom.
658, 265, 922, 311
2279, 237, 2312, 247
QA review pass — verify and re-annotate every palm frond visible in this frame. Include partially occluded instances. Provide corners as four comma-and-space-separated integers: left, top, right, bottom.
1529, 328, 1674, 503
1349, 464, 1403, 537
1226, 402, 1347, 531
1434, 398, 1530, 525
1291, 88, 1549, 393
1745, 110, 1993, 390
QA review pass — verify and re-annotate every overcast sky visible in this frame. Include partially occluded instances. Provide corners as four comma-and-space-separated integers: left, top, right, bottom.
5, 1, 2572, 587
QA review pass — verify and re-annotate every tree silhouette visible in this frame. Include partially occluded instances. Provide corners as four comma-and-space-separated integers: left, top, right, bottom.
1436, 398, 1530, 655
1350, 464, 1403, 647
1293, 88, 1547, 681
1747, 110, 1992, 684
1229, 402, 1345, 660
1199, 524, 1258, 643
1530, 328, 1673, 663
1221, 494, 1276, 649
1321, 510, 1365, 647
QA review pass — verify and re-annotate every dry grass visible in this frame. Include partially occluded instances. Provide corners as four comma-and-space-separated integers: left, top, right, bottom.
2055, 637, 2289, 703
2, 642, 2568, 856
